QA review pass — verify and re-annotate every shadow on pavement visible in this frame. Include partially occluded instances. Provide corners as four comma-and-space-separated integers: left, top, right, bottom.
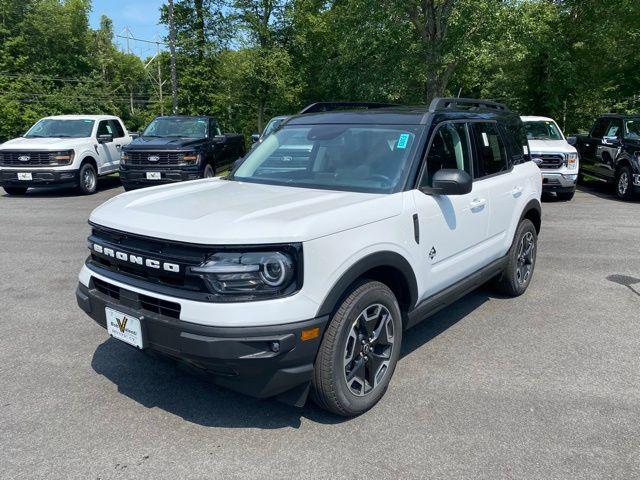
576, 180, 640, 203
91, 287, 496, 429
1, 174, 122, 198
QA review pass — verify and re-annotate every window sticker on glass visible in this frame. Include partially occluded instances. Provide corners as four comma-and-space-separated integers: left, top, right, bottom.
397, 133, 410, 149
481, 132, 489, 147
523, 145, 529, 155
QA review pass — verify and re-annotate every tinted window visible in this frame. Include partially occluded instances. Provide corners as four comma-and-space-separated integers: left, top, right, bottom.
625, 119, 640, 139
421, 122, 471, 188
504, 120, 529, 165
605, 119, 623, 138
472, 123, 508, 178
110, 120, 125, 138
591, 118, 610, 138
143, 117, 208, 138
97, 120, 114, 136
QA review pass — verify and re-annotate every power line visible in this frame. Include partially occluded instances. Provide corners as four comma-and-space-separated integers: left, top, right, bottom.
115, 34, 167, 46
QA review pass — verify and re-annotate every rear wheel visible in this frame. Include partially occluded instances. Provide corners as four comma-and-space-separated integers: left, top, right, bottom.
312, 280, 402, 416
615, 166, 634, 200
494, 219, 537, 297
78, 163, 97, 195
3, 186, 28, 196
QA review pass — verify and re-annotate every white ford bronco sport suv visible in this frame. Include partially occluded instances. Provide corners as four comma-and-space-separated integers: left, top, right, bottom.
521, 116, 579, 201
76, 99, 542, 416
0, 115, 131, 195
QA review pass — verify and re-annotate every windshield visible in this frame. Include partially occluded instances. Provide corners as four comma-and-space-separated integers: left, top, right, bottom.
25, 119, 95, 138
233, 124, 422, 193
143, 117, 208, 138
523, 121, 564, 141
625, 119, 640, 139
261, 117, 285, 140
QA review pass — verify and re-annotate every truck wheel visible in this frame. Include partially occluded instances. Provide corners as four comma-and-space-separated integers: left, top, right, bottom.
557, 191, 575, 201
615, 166, 634, 200
3, 186, 28, 196
203, 164, 215, 178
494, 219, 537, 297
78, 163, 97, 195
312, 280, 402, 416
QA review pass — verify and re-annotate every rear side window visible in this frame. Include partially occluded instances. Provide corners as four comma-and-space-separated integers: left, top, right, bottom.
502, 120, 529, 164
591, 118, 610, 139
471, 123, 508, 179
421, 122, 471, 188
110, 120, 125, 138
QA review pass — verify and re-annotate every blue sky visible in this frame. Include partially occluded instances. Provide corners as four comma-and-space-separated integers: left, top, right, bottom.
89, 0, 168, 57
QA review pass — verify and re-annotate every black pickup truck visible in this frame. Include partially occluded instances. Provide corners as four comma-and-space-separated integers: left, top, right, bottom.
120, 116, 245, 190
569, 114, 640, 200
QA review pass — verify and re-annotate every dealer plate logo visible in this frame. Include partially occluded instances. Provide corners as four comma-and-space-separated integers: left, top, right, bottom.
116, 316, 128, 333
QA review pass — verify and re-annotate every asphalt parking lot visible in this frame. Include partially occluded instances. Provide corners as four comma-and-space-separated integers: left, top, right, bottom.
1, 178, 639, 480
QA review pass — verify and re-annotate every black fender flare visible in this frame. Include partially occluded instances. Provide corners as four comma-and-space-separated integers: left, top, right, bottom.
519, 198, 542, 234
316, 251, 419, 318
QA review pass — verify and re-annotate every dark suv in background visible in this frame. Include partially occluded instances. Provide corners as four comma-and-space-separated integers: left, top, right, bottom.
120, 116, 245, 190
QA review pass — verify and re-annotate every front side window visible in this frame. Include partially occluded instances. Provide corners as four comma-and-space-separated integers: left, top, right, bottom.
605, 119, 623, 138
97, 121, 114, 136
143, 117, 208, 138
591, 118, 610, 139
233, 124, 423, 193
625, 119, 640, 139
420, 122, 471, 188
523, 120, 563, 141
25, 119, 95, 138
472, 123, 508, 179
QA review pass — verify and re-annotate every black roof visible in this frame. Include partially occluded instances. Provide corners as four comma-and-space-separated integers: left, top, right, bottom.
287, 99, 516, 126
599, 113, 640, 119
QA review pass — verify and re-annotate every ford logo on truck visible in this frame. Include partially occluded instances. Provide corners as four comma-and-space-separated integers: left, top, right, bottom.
147, 155, 160, 162
18, 155, 30, 162
90, 242, 180, 273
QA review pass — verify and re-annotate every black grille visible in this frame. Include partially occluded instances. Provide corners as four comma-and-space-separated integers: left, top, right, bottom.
93, 277, 181, 319
126, 151, 187, 167
0, 151, 54, 166
535, 154, 564, 169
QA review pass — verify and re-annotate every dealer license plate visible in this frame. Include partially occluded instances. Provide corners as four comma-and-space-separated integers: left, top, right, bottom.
146, 172, 161, 180
105, 307, 143, 349
17, 172, 33, 181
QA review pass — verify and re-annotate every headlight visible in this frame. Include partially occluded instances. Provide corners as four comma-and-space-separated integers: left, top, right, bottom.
181, 152, 200, 165
120, 152, 129, 165
50, 150, 74, 166
566, 153, 578, 169
188, 249, 300, 300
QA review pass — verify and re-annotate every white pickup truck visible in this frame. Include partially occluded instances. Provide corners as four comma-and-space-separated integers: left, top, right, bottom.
521, 116, 579, 201
0, 115, 131, 195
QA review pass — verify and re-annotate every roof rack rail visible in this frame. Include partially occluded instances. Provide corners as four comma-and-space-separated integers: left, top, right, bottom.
299, 102, 399, 115
429, 97, 508, 113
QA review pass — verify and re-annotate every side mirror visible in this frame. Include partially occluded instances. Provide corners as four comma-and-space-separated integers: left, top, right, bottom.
251, 134, 260, 143
566, 136, 577, 146
602, 135, 620, 146
213, 134, 226, 143
422, 169, 473, 196
97, 133, 113, 144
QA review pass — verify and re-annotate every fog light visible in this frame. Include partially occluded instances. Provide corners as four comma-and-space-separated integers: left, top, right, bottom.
270, 341, 280, 353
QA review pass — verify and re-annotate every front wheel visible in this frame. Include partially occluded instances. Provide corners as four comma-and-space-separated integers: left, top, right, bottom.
494, 219, 537, 297
615, 166, 635, 200
312, 280, 402, 416
3, 186, 28, 196
77, 163, 97, 195
203, 163, 215, 178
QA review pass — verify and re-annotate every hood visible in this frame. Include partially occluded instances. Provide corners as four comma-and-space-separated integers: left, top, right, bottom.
528, 139, 577, 155
90, 178, 402, 244
125, 136, 206, 151
0, 137, 88, 150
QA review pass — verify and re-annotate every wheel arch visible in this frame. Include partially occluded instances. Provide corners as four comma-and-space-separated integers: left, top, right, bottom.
80, 155, 98, 171
520, 198, 542, 234
316, 251, 419, 322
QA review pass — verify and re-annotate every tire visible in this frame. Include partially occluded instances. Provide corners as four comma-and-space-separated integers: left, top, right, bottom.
203, 163, 215, 178
615, 166, 634, 200
556, 191, 575, 201
77, 162, 98, 195
312, 280, 403, 416
494, 219, 537, 297
3, 186, 28, 196
122, 184, 135, 192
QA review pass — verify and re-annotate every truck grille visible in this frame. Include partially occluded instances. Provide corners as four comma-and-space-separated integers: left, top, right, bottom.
93, 277, 181, 319
0, 151, 54, 166
126, 151, 186, 167
533, 154, 564, 169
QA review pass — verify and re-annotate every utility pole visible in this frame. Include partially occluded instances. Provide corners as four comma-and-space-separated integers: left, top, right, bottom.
168, 0, 178, 114
125, 26, 134, 114
157, 39, 164, 116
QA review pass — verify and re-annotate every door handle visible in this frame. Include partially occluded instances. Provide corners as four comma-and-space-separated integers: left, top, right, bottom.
511, 186, 523, 196
469, 198, 486, 210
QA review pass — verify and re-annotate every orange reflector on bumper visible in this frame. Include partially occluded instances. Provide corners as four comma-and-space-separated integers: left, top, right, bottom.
300, 327, 320, 341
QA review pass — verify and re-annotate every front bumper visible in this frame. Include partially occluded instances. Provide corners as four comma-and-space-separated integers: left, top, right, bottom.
541, 172, 577, 193
0, 169, 79, 188
120, 167, 200, 188
76, 280, 328, 404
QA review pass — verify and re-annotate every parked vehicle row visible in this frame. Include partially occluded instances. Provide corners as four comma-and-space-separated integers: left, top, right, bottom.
0, 115, 245, 195
75, 98, 543, 416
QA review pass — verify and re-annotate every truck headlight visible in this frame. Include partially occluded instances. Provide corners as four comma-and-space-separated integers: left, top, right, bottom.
182, 152, 200, 165
188, 249, 300, 300
120, 152, 129, 166
566, 153, 578, 169
50, 150, 74, 166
